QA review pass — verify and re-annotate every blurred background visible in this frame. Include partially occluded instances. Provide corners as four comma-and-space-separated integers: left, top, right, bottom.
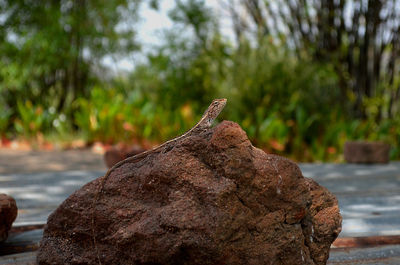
1, 0, 399, 162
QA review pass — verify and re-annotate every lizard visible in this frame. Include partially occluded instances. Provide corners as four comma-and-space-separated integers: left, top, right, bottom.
91, 98, 227, 264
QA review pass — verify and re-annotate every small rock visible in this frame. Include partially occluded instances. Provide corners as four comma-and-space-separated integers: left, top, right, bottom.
103, 147, 125, 168
303, 178, 342, 264
344, 141, 390, 164
104, 146, 146, 168
0, 194, 18, 242
38, 121, 341, 265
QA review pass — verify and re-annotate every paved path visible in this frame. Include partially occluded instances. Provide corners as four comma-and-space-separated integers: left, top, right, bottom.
1, 149, 400, 237
0, 149, 105, 174
0, 149, 105, 225
1, 170, 104, 226
1, 150, 400, 263
301, 163, 400, 237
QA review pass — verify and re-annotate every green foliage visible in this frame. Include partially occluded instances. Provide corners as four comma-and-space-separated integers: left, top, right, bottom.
0, 106, 12, 136
14, 100, 55, 138
0, 0, 399, 161
0, 0, 141, 114
72, 85, 200, 144
224, 39, 341, 160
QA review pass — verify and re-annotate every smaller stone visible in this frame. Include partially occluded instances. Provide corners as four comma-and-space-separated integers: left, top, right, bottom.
104, 146, 146, 168
0, 194, 18, 242
344, 141, 390, 164
104, 147, 124, 168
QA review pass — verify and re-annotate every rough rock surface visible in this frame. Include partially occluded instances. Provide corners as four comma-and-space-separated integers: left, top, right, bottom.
37, 121, 342, 265
0, 193, 18, 242
344, 141, 390, 164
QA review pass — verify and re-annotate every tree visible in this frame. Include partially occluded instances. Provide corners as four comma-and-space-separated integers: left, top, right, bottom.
223, 0, 400, 119
0, 0, 141, 113
134, 0, 225, 109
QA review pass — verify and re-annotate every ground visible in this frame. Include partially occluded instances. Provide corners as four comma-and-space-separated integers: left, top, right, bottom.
0, 149, 106, 174
0, 149, 400, 263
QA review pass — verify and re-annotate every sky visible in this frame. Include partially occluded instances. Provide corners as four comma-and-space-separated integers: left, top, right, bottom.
103, 0, 234, 74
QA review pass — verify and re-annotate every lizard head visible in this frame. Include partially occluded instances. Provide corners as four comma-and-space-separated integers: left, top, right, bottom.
205, 98, 227, 121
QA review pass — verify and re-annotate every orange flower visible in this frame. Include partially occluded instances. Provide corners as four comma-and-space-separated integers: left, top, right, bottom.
269, 139, 285, 151
327, 147, 336, 154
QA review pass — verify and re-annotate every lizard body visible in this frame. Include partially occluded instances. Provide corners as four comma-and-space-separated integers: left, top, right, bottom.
91, 98, 227, 264
103, 98, 226, 172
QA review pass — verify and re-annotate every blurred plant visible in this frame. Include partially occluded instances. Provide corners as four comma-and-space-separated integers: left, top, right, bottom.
227, 0, 400, 120
224, 39, 341, 160
0, 107, 12, 136
74, 86, 127, 143
72, 84, 199, 145
0, 0, 399, 162
14, 100, 56, 139
0, 0, 141, 118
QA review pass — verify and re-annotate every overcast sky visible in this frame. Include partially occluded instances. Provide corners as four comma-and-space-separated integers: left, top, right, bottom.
103, 1, 233, 74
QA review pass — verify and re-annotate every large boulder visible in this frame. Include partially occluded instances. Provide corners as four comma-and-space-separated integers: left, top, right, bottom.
0, 193, 18, 242
38, 121, 341, 265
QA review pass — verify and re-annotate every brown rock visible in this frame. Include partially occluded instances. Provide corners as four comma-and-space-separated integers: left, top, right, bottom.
344, 141, 390, 164
103, 147, 124, 168
38, 121, 341, 265
303, 178, 342, 264
0, 194, 18, 242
